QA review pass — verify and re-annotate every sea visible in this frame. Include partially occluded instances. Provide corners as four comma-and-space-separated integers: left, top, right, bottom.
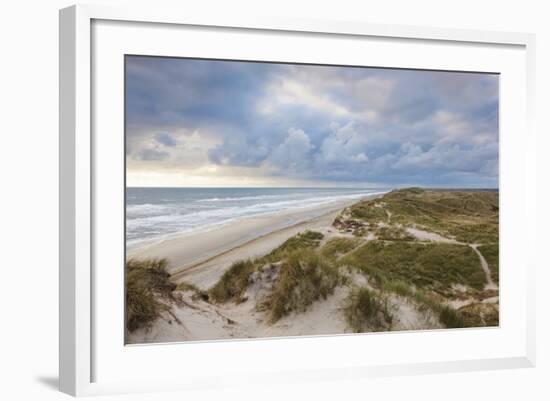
126, 187, 389, 249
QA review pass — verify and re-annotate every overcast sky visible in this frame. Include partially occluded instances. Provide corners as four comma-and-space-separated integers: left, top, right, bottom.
125, 56, 498, 188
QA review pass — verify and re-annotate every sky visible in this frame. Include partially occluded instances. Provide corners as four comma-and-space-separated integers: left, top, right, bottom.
125, 56, 499, 188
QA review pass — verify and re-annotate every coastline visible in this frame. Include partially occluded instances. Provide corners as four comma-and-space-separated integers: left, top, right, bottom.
128, 193, 385, 289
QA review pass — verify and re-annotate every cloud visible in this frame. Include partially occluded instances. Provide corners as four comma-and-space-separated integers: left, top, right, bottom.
125, 56, 499, 187
317, 122, 369, 165
268, 128, 314, 172
155, 132, 177, 147
137, 148, 169, 161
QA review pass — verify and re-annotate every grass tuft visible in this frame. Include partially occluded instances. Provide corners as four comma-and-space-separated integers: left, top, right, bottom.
125, 258, 175, 332
320, 237, 361, 260
375, 225, 415, 241
264, 230, 324, 262
343, 287, 393, 332
261, 248, 342, 323
339, 241, 486, 292
209, 259, 256, 303
342, 188, 499, 244
438, 305, 465, 328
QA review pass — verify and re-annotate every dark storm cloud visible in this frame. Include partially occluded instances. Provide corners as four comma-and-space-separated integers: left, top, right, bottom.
126, 56, 499, 187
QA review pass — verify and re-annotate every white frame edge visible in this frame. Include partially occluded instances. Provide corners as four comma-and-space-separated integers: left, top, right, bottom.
59, 3, 536, 397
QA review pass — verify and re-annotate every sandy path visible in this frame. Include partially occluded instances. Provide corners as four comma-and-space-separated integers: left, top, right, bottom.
470, 244, 498, 290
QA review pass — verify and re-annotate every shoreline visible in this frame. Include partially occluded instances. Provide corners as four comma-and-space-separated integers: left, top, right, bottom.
128, 193, 385, 289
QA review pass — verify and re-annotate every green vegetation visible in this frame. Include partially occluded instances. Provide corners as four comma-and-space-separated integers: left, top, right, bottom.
343, 287, 393, 332
208, 230, 345, 323
176, 281, 200, 292
375, 225, 415, 241
349, 202, 388, 221
209, 230, 326, 304
478, 243, 499, 284
379, 279, 466, 328
126, 258, 176, 332
260, 249, 342, 322
345, 189, 499, 244
339, 241, 486, 292
176, 281, 209, 301
264, 230, 324, 262
439, 305, 465, 328
459, 302, 499, 327
209, 259, 256, 303
320, 237, 361, 260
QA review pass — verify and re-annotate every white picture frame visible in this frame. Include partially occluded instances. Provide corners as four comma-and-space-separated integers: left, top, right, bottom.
59, 4, 536, 397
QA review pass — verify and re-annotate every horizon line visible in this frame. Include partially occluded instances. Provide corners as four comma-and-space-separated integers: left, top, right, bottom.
125, 185, 499, 190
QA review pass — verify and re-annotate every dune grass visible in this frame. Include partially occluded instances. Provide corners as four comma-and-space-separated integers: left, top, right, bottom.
260, 248, 343, 323
477, 243, 499, 284
209, 259, 257, 303
320, 237, 361, 260
264, 230, 324, 262
344, 188, 499, 244
125, 258, 176, 332
438, 305, 466, 328
375, 225, 415, 241
209, 231, 326, 304
459, 302, 499, 327
176, 281, 209, 301
339, 241, 486, 292
343, 287, 393, 332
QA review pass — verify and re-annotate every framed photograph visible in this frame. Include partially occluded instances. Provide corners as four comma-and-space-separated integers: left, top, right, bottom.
59, 4, 536, 396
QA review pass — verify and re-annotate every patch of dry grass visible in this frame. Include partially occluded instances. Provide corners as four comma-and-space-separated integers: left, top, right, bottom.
260, 248, 342, 323
125, 258, 176, 332
477, 243, 499, 284
209, 259, 256, 303
340, 241, 486, 292
343, 287, 393, 332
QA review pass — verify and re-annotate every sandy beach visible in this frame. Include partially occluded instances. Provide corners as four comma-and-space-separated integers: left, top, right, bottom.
128, 194, 382, 290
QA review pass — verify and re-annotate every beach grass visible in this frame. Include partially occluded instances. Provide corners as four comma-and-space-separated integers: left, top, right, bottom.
344, 188, 499, 244
477, 243, 499, 284
438, 305, 466, 328
260, 248, 342, 323
209, 259, 257, 303
458, 302, 499, 327
343, 287, 393, 332
264, 230, 324, 262
339, 241, 486, 292
209, 230, 326, 304
125, 258, 176, 332
320, 237, 361, 260
374, 225, 415, 241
